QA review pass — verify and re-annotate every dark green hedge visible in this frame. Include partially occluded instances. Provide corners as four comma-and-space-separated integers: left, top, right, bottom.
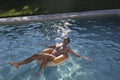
0, 0, 120, 18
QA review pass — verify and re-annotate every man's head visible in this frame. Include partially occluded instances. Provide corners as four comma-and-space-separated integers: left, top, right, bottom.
63, 37, 70, 45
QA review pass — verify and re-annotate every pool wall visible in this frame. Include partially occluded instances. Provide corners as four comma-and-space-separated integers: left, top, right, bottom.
0, 9, 120, 25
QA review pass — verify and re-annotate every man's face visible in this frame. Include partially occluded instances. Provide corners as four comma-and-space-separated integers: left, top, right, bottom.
63, 38, 69, 44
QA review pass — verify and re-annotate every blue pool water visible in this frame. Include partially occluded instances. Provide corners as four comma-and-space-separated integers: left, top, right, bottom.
0, 15, 120, 80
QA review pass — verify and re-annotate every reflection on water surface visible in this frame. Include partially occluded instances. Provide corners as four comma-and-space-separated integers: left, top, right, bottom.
0, 15, 120, 80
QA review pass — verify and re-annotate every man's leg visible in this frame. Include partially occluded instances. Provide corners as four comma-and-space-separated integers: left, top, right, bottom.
8, 54, 45, 68
34, 54, 56, 75
34, 56, 48, 75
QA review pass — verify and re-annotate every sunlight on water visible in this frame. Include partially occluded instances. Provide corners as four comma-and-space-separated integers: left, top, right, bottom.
0, 15, 120, 80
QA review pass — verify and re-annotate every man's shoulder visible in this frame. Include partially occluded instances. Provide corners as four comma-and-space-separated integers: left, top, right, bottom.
66, 47, 71, 51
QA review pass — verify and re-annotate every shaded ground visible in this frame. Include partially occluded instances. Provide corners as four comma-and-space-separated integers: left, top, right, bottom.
0, 0, 120, 18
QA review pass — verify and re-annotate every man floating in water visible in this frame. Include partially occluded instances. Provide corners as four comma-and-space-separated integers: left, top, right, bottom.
9, 37, 92, 75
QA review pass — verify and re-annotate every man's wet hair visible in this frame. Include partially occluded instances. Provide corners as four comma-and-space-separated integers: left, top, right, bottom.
68, 37, 70, 43
65, 37, 70, 43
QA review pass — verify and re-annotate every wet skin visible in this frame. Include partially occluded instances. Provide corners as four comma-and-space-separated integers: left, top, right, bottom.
9, 37, 92, 75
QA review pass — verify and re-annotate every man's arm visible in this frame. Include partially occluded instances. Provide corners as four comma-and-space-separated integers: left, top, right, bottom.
67, 48, 92, 61
67, 48, 81, 58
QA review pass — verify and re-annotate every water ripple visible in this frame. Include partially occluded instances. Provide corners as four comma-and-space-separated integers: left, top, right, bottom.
0, 16, 120, 80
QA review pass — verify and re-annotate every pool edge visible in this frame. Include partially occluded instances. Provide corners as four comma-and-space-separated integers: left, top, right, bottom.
0, 9, 120, 25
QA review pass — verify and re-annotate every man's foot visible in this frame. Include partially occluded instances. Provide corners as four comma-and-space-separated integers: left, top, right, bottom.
8, 62, 20, 68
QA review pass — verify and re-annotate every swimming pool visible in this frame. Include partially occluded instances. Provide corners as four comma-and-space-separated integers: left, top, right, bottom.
0, 12, 120, 80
